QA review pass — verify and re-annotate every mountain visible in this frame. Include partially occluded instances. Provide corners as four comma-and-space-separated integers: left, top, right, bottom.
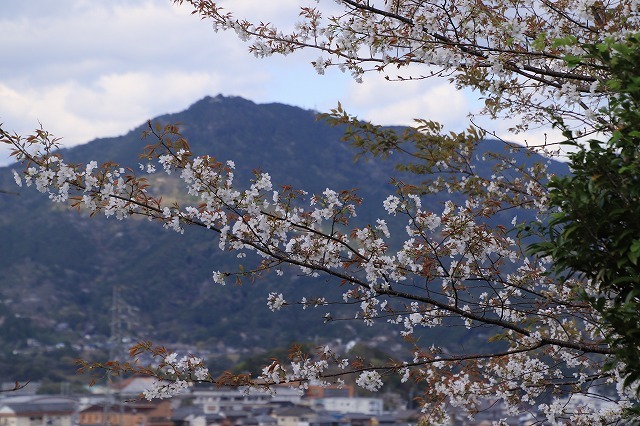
0, 95, 568, 384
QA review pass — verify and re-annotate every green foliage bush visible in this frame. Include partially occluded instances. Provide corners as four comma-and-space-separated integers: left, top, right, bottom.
533, 34, 640, 409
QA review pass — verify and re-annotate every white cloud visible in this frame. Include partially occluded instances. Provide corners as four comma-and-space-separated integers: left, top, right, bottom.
213, 0, 344, 30
344, 73, 470, 129
0, 0, 273, 163
0, 68, 272, 148
494, 124, 569, 158
215, 0, 303, 24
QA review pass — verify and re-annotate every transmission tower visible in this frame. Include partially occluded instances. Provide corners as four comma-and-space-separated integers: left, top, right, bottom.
103, 286, 135, 426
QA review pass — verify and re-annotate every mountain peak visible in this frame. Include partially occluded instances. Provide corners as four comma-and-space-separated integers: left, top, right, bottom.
187, 94, 255, 111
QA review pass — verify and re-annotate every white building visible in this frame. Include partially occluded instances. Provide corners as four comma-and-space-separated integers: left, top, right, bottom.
314, 398, 383, 415
191, 387, 302, 414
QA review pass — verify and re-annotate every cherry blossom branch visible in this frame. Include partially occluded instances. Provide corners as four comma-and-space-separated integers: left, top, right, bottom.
3, 121, 628, 421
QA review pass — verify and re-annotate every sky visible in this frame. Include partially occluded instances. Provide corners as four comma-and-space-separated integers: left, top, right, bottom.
0, 0, 554, 166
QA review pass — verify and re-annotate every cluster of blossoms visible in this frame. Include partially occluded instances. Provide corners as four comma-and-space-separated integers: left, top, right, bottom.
142, 352, 211, 400
1, 121, 631, 424
266, 293, 286, 312
355, 371, 384, 392
174, 0, 640, 134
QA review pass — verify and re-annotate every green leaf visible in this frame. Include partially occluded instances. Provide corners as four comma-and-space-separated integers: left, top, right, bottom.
563, 55, 582, 68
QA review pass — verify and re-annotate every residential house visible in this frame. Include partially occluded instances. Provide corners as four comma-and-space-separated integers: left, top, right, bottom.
78, 400, 172, 426
192, 389, 271, 414
171, 406, 229, 426
273, 406, 317, 426
111, 378, 158, 398
190, 386, 305, 415
0, 397, 77, 426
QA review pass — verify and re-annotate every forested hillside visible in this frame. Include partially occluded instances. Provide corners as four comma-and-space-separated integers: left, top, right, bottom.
0, 95, 567, 383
